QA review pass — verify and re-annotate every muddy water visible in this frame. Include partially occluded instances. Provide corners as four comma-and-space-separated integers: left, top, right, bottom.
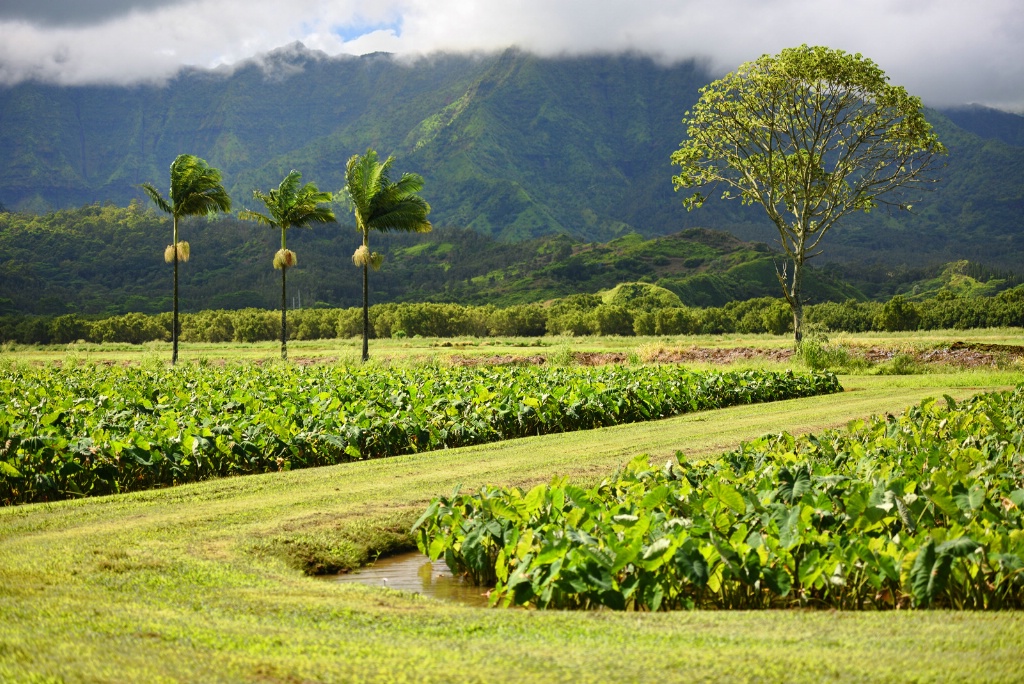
328, 551, 492, 607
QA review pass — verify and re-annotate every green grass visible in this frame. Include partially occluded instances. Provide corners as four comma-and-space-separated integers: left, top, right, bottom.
2, 361, 1023, 682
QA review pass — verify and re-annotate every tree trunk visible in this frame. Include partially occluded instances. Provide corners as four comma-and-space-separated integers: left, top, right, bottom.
281, 266, 288, 361
362, 261, 369, 362
172, 216, 179, 366
791, 258, 804, 344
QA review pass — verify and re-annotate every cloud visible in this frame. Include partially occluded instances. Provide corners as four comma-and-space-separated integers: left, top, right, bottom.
0, 0, 1021, 111
0, 0, 184, 27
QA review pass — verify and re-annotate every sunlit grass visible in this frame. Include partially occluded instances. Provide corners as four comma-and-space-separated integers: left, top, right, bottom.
2, 327, 1021, 367
2, 358, 1023, 681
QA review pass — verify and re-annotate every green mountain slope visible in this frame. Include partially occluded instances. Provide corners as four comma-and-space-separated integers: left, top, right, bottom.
1, 204, 865, 316
0, 46, 1022, 269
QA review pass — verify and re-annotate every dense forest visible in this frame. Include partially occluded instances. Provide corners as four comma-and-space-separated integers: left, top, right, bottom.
6, 203, 1021, 319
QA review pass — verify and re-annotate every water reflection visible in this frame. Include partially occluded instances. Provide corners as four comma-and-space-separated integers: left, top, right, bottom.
330, 551, 492, 607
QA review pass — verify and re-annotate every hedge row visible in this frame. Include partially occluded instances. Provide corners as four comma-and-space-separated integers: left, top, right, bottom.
2, 288, 1023, 346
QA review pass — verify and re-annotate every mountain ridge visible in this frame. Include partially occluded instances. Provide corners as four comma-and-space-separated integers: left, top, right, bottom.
0, 46, 1022, 268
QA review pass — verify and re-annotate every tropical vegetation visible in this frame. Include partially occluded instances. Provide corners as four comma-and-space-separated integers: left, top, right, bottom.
4, 203, 1023, 319
415, 386, 1024, 610
140, 155, 232, 364
342, 149, 432, 361
3, 285, 1022, 346
0, 363, 838, 505
239, 170, 336, 359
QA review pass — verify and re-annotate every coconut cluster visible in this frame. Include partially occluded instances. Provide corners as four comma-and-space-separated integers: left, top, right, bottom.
273, 248, 297, 270
164, 241, 190, 263
352, 245, 384, 270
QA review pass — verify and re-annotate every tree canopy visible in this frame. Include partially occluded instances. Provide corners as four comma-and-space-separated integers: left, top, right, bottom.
671, 44, 946, 341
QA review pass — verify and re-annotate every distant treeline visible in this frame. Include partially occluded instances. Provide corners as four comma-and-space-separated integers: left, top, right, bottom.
3, 288, 1023, 346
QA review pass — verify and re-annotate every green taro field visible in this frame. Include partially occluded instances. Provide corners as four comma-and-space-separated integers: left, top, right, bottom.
0, 363, 838, 504
1, 330, 1024, 682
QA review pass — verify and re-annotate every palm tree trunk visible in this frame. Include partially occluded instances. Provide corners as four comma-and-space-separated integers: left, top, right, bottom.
362, 261, 369, 362
172, 216, 179, 366
281, 266, 288, 360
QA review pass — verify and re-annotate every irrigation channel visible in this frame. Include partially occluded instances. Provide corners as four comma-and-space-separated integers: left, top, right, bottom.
326, 551, 491, 607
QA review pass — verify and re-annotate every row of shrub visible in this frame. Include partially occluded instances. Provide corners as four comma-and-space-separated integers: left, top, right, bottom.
2, 287, 1023, 345
415, 387, 1024, 610
0, 363, 840, 505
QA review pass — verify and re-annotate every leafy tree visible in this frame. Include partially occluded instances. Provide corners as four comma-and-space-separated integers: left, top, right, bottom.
342, 149, 432, 361
141, 155, 231, 364
238, 170, 336, 359
671, 45, 946, 342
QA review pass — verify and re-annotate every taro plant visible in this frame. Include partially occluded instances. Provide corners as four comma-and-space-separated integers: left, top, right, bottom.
239, 170, 336, 360
415, 387, 1024, 611
141, 154, 232, 365
0, 364, 839, 504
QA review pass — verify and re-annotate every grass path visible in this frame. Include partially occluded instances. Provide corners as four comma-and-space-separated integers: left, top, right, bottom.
2, 372, 1023, 682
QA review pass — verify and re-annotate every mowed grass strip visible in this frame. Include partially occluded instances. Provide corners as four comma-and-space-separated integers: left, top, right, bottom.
1, 371, 1023, 683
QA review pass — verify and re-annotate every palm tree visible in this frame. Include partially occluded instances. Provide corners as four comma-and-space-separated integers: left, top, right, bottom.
142, 154, 231, 365
342, 149, 431, 362
239, 170, 336, 360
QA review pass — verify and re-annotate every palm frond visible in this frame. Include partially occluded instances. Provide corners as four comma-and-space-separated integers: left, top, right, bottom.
244, 172, 336, 231
278, 170, 303, 205
366, 196, 432, 234
141, 183, 172, 215
165, 154, 232, 218
344, 149, 430, 236
237, 209, 276, 228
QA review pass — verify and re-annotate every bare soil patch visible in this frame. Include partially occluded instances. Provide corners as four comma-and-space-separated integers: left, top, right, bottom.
450, 341, 1024, 368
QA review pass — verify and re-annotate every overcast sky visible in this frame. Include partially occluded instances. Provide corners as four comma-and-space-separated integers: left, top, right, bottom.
1, 0, 1022, 111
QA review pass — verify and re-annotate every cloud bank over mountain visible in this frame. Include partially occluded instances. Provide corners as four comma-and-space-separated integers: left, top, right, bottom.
0, 0, 1021, 111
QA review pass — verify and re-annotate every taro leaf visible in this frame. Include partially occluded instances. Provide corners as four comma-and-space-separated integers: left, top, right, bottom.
411, 499, 440, 534
707, 480, 746, 514
494, 548, 508, 583
0, 461, 22, 478
844, 488, 869, 520
952, 483, 986, 511
523, 484, 548, 515
427, 535, 446, 562
876, 553, 900, 584
895, 496, 916, 534
738, 548, 761, 586
910, 540, 940, 607
641, 579, 665, 611
910, 537, 979, 608
565, 484, 596, 514
937, 536, 982, 558
924, 488, 960, 519
640, 485, 670, 510
985, 409, 1009, 441
778, 506, 803, 549
993, 553, 1024, 572
674, 544, 710, 588
760, 565, 792, 596
582, 561, 614, 593
599, 589, 626, 611
775, 466, 812, 504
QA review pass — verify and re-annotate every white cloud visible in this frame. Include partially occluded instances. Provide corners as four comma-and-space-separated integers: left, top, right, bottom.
0, 0, 1021, 110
